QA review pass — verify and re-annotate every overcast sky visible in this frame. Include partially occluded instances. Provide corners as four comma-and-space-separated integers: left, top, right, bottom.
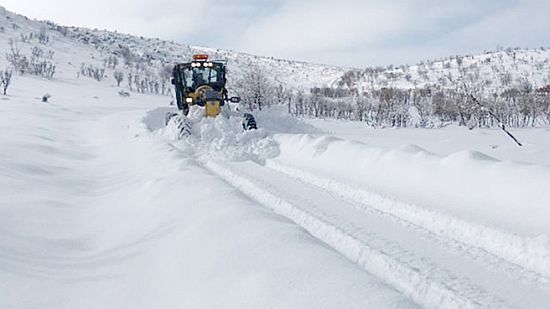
1, 0, 549, 67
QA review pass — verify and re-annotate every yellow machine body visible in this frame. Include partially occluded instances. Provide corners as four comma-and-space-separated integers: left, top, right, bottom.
205, 100, 221, 117
187, 85, 223, 118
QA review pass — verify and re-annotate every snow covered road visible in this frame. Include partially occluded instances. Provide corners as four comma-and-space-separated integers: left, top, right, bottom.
203, 158, 550, 309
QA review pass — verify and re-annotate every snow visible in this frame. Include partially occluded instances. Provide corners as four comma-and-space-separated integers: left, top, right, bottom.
0, 8, 345, 92
2, 75, 550, 309
305, 118, 550, 166
204, 160, 505, 309
335, 48, 550, 92
0, 76, 416, 309
2, 6, 550, 309
269, 133, 550, 277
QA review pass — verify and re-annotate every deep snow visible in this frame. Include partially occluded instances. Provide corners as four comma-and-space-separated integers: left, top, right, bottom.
2, 74, 550, 308
0, 76, 418, 308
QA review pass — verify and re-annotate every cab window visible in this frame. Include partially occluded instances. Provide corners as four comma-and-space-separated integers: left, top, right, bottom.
182, 65, 222, 88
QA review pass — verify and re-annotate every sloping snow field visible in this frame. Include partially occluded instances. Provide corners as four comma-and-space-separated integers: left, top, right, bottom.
2, 75, 550, 308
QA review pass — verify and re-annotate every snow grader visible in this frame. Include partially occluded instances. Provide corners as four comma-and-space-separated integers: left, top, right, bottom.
166, 54, 257, 138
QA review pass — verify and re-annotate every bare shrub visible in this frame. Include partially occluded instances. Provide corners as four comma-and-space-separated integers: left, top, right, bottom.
1, 69, 13, 95
114, 71, 124, 86
79, 63, 105, 81
5, 41, 56, 79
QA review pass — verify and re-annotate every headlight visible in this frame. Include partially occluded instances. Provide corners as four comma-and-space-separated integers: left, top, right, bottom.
186, 98, 193, 103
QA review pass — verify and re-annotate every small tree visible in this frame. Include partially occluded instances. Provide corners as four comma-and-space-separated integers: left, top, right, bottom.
159, 65, 172, 95
235, 66, 273, 111
1, 69, 13, 95
38, 27, 50, 44
114, 71, 124, 87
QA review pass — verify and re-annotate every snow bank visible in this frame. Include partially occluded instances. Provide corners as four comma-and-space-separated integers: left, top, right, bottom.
254, 106, 322, 134
271, 134, 550, 278
305, 119, 550, 166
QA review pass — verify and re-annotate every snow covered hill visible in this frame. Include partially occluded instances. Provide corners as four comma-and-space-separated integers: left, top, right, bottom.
335, 47, 550, 93
0, 6, 345, 92
312, 49, 550, 129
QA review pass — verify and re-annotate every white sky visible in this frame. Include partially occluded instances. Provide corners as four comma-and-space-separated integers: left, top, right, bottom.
1, 0, 549, 67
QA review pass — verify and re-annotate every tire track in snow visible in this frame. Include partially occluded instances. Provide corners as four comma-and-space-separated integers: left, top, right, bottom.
265, 160, 550, 287
265, 159, 550, 283
203, 160, 509, 309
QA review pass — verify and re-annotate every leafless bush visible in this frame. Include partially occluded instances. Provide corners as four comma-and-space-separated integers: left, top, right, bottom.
114, 71, 124, 86
118, 45, 138, 66
158, 65, 172, 95
20, 32, 32, 43
5, 40, 27, 74
37, 28, 50, 44
5, 41, 56, 79
104, 55, 119, 69
1, 69, 13, 95
79, 63, 105, 81
121, 69, 170, 96
235, 66, 273, 111
294, 84, 550, 128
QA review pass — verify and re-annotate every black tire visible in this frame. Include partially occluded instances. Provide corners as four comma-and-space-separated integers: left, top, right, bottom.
166, 113, 192, 138
165, 112, 178, 125
182, 103, 190, 116
242, 113, 257, 130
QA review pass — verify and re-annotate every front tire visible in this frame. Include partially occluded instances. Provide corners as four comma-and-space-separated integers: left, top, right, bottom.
242, 113, 257, 130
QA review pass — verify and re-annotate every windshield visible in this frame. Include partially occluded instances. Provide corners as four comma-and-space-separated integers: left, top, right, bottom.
183, 66, 220, 89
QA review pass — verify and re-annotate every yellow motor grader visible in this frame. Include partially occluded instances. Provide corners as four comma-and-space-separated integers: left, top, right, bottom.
166, 54, 256, 137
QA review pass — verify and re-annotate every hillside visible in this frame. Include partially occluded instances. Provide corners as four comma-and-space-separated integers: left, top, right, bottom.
300, 48, 550, 129
335, 47, 550, 93
0, 6, 345, 92
3, 5, 549, 100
